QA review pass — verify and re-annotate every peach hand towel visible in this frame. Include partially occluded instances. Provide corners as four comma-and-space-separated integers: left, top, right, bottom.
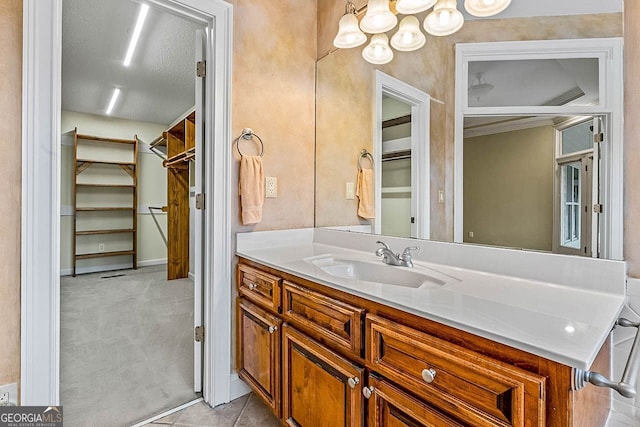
356, 168, 375, 219
239, 156, 264, 225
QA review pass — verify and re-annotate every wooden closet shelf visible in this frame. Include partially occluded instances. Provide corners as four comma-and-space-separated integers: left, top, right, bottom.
75, 250, 135, 260
76, 159, 136, 166
76, 207, 135, 211
76, 229, 135, 236
76, 134, 137, 144
163, 148, 195, 167
76, 183, 136, 188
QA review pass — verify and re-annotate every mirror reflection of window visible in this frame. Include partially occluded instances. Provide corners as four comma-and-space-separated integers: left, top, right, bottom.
561, 162, 582, 249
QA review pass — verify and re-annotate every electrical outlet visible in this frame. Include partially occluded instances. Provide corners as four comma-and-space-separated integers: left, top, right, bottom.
438, 190, 444, 203
98, 243, 105, 252
345, 182, 355, 200
468, 231, 474, 238
0, 393, 9, 406
265, 177, 277, 198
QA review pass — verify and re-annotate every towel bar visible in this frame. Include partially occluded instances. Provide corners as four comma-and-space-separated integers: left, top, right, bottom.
358, 149, 374, 170
236, 128, 264, 157
574, 317, 640, 398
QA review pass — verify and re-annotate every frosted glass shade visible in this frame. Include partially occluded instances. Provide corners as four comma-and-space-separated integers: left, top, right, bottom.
424, 0, 464, 36
395, 0, 437, 14
362, 33, 394, 64
464, 0, 511, 17
391, 16, 426, 52
333, 13, 367, 48
360, 0, 398, 34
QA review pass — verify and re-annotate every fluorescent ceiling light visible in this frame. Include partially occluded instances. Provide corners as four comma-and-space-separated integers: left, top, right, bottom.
123, 3, 150, 67
106, 88, 121, 115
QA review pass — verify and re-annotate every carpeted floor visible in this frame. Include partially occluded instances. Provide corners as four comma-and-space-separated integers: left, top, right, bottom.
60, 265, 198, 427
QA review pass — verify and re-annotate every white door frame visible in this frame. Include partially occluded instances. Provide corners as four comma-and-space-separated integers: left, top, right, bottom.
454, 38, 623, 260
374, 70, 431, 239
21, 0, 234, 406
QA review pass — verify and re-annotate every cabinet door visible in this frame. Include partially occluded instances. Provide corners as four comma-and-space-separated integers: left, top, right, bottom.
238, 298, 282, 416
282, 324, 363, 427
366, 375, 466, 427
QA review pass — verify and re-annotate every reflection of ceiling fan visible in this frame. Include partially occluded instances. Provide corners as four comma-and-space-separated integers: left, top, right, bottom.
468, 72, 494, 102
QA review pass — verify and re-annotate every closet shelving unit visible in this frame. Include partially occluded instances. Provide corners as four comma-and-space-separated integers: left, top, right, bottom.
160, 110, 195, 280
72, 128, 138, 276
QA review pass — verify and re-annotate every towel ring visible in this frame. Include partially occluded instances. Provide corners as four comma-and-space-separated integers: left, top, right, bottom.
236, 128, 264, 157
358, 149, 374, 171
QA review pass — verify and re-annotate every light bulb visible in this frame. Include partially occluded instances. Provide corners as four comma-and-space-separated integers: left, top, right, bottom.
362, 33, 394, 64
391, 16, 426, 52
464, 0, 511, 17
424, 0, 464, 36
360, 0, 398, 34
395, 0, 437, 14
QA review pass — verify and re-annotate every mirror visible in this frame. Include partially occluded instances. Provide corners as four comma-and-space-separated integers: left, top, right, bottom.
315, 10, 623, 259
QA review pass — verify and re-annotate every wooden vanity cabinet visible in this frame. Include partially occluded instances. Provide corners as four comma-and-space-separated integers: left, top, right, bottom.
282, 324, 364, 427
237, 298, 282, 416
236, 259, 611, 427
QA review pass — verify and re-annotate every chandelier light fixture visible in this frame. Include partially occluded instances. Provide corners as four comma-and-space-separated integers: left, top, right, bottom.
468, 72, 494, 102
334, 0, 511, 64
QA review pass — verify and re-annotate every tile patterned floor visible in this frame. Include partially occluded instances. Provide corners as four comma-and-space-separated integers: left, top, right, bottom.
144, 394, 281, 427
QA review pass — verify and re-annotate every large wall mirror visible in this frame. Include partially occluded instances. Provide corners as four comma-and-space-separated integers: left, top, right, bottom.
315, 9, 623, 260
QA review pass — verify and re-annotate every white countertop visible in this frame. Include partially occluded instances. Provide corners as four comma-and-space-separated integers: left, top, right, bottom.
236, 228, 627, 370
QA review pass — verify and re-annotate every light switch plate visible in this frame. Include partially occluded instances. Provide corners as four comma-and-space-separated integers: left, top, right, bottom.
346, 182, 355, 200
266, 177, 277, 198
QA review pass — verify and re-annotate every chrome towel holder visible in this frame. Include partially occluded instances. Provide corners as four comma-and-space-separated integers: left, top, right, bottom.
236, 128, 264, 157
574, 317, 640, 398
358, 149, 374, 171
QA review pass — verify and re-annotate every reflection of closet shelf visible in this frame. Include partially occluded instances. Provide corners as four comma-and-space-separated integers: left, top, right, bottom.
382, 186, 411, 194
76, 183, 135, 188
74, 134, 137, 145
76, 229, 135, 236
76, 159, 136, 166
76, 250, 136, 260
76, 207, 135, 211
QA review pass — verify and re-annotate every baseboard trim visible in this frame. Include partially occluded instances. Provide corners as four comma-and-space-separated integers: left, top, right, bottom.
130, 397, 203, 427
60, 259, 167, 276
229, 372, 251, 402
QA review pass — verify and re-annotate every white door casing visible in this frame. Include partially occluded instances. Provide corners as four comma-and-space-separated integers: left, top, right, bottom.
21, 0, 233, 406
374, 70, 431, 239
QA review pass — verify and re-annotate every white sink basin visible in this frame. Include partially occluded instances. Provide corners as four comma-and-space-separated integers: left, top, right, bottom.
306, 256, 457, 288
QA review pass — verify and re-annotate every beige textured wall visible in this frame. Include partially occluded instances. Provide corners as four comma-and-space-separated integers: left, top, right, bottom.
0, 0, 22, 389
464, 126, 554, 251
229, 0, 316, 234
625, 3, 640, 277
315, 11, 622, 242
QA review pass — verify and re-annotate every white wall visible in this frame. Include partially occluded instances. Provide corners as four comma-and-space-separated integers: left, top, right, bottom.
60, 111, 169, 274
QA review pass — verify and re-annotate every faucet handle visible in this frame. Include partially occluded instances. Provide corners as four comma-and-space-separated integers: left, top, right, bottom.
376, 241, 392, 250
402, 246, 420, 256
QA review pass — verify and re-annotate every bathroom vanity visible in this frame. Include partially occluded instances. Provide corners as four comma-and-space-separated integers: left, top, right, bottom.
236, 229, 628, 426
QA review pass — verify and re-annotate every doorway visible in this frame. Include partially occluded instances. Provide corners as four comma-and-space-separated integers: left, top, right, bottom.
21, 0, 233, 410
59, 0, 205, 423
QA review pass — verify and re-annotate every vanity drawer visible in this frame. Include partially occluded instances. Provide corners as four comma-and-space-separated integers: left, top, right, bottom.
282, 281, 364, 357
367, 315, 546, 427
238, 264, 282, 312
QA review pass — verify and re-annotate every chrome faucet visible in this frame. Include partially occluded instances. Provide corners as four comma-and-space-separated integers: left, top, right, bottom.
375, 241, 420, 268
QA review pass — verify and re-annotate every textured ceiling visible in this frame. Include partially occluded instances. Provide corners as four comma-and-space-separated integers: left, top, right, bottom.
62, 0, 204, 125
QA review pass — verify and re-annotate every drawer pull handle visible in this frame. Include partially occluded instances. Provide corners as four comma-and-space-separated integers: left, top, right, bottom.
347, 377, 360, 389
248, 282, 257, 290
362, 386, 374, 399
421, 368, 437, 383
268, 326, 278, 334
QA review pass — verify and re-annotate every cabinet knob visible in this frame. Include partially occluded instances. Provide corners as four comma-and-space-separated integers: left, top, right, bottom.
347, 377, 360, 389
421, 368, 437, 383
248, 282, 257, 290
362, 386, 374, 399
268, 325, 278, 334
